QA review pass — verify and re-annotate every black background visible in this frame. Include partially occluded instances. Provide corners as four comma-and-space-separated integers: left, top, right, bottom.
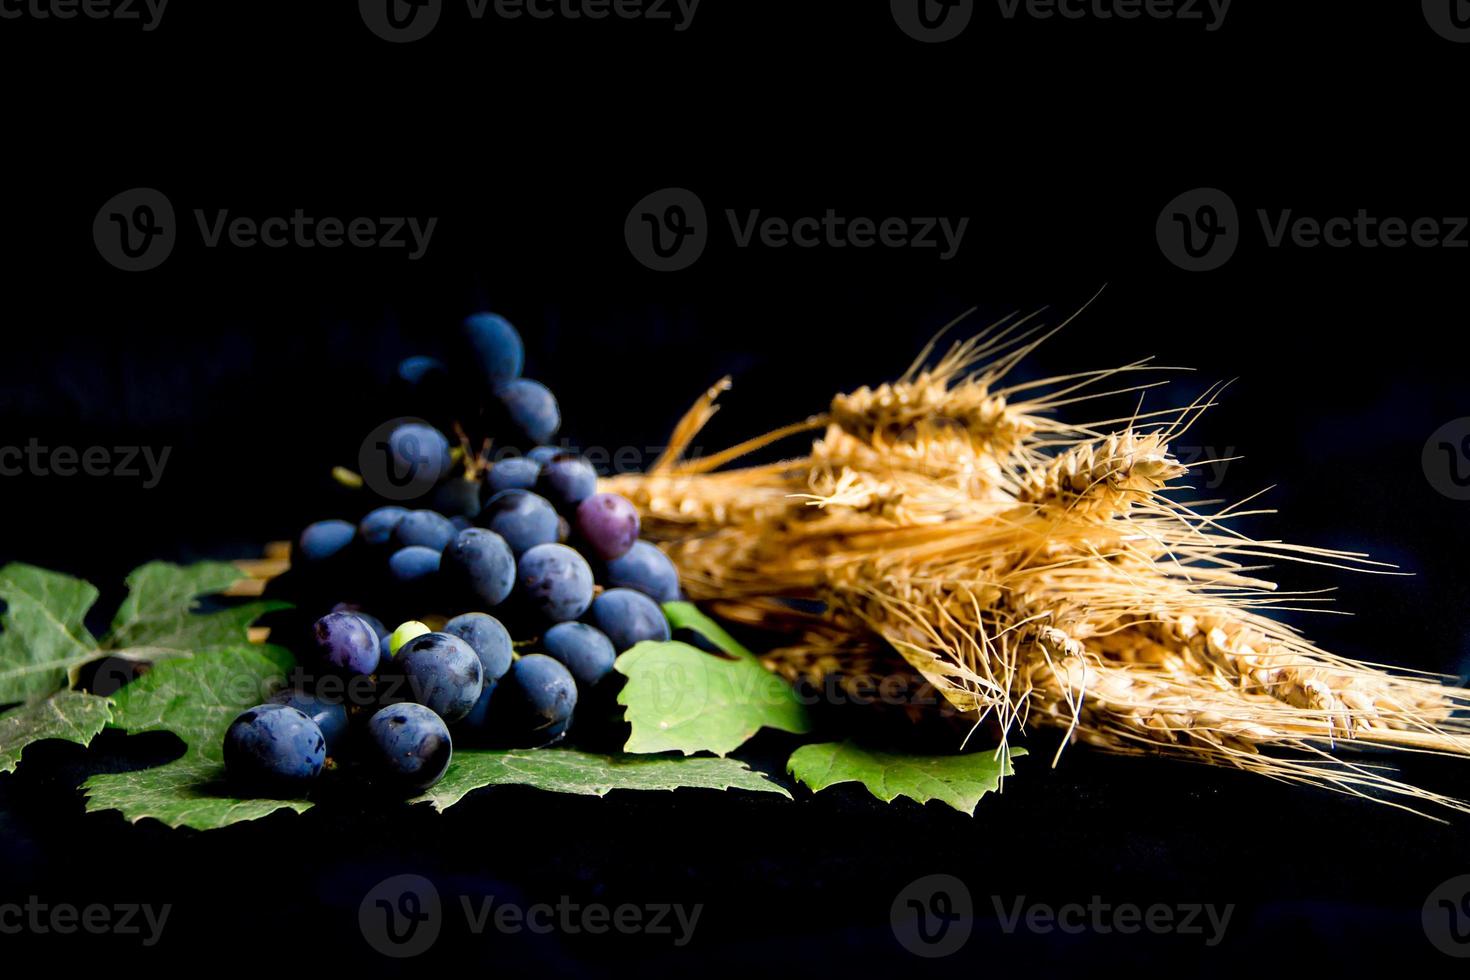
2, 1, 1469, 972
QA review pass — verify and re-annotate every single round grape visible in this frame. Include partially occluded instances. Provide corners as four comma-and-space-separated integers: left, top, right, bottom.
495, 378, 560, 445
312, 611, 381, 675
268, 689, 349, 756
397, 631, 484, 724
588, 588, 671, 652
477, 489, 560, 555
441, 527, 516, 606
432, 478, 484, 519
357, 506, 409, 547
518, 543, 595, 623
223, 704, 325, 793
542, 622, 617, 688
387, 422, 452, 486
388, 545, 442, 584
536, 455, 599, 511
388, 620, 432, 659
444, 613, 514, 730
461, 312, 524, 388
602, 540, 681, 603
498, 654, 577, 746
297, 520, 356, 563
487, 456, 541, 494
366, 703, 452, 791
392, 509, 456, 552
573, 493, 640, 561
526, 445, 564, 466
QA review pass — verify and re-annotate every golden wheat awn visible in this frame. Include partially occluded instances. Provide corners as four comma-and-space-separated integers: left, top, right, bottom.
604, 310, 1470, 817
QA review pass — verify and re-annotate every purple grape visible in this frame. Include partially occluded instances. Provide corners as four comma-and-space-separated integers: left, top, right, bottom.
397, 632, 484, 724
477, 489, 559, 555
312, 611, 381, 675
495, 378, 560, 445
542, 622, 617, 688
441, 527, 516, 607
366, 703, 452, 791
223, 704, 325, 793
517, 543, 595, 623
497, 654, 577, 746
602, 541, 681, 603
588, 588, 671, 652
536, 455, 598, 511
573, 493, 640, 561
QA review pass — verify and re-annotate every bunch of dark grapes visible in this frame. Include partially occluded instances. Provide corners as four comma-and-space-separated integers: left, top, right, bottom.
223, 314, 682, 795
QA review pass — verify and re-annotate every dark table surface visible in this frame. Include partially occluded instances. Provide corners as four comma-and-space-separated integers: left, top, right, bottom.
2, 2, 1469, 971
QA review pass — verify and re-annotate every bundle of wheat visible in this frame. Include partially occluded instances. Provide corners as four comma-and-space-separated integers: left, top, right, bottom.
604, 310, 1470, 816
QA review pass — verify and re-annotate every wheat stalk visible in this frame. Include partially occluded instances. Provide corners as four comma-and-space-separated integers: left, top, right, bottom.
605, 311, 1470, 817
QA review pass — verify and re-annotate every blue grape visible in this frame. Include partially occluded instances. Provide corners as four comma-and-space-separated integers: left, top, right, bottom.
223, 704, 325, 793
444, 613, 514, 730
517, 543, 595, 623
397, 631, 484, 723
312, 611, 381, 675
573, 492, 640, 561
602, 541, 681, 603
477, 489, 559, 555
588, 588, 671, 652
333, 604, 388, 640
461, 312, 524, 388
498, 654, 577, 746
388, 545, 441, 584
526, 445, 564, 466
495, 378, 560, 445
451, 515, 472, 531
387, 422, 452, 486
366, 703, 453, 791
392, 509, 456, 551
536, 455, 598, 511
297, 520, 356, 563
357, 506, 409, 547
397, 355, 449, 386
441, 527, 516, 606
268, 689, 349, 756
542, 622, 616, 688
487, 456, 541, 494
432, 478, 484, 519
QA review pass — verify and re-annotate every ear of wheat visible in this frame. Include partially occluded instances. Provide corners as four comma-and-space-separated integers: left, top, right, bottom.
604, 311, 1470, 818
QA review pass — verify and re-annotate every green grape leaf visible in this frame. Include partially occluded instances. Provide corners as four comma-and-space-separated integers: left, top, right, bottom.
0, 564, 100, 702
83, 644, 310, 829
614, 603, 811, 757
786, 741, 1024, 815
0, 690, 114, 774
0, 561, 285, 707
413, 747, 791, 811
104, 561, 289, 658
